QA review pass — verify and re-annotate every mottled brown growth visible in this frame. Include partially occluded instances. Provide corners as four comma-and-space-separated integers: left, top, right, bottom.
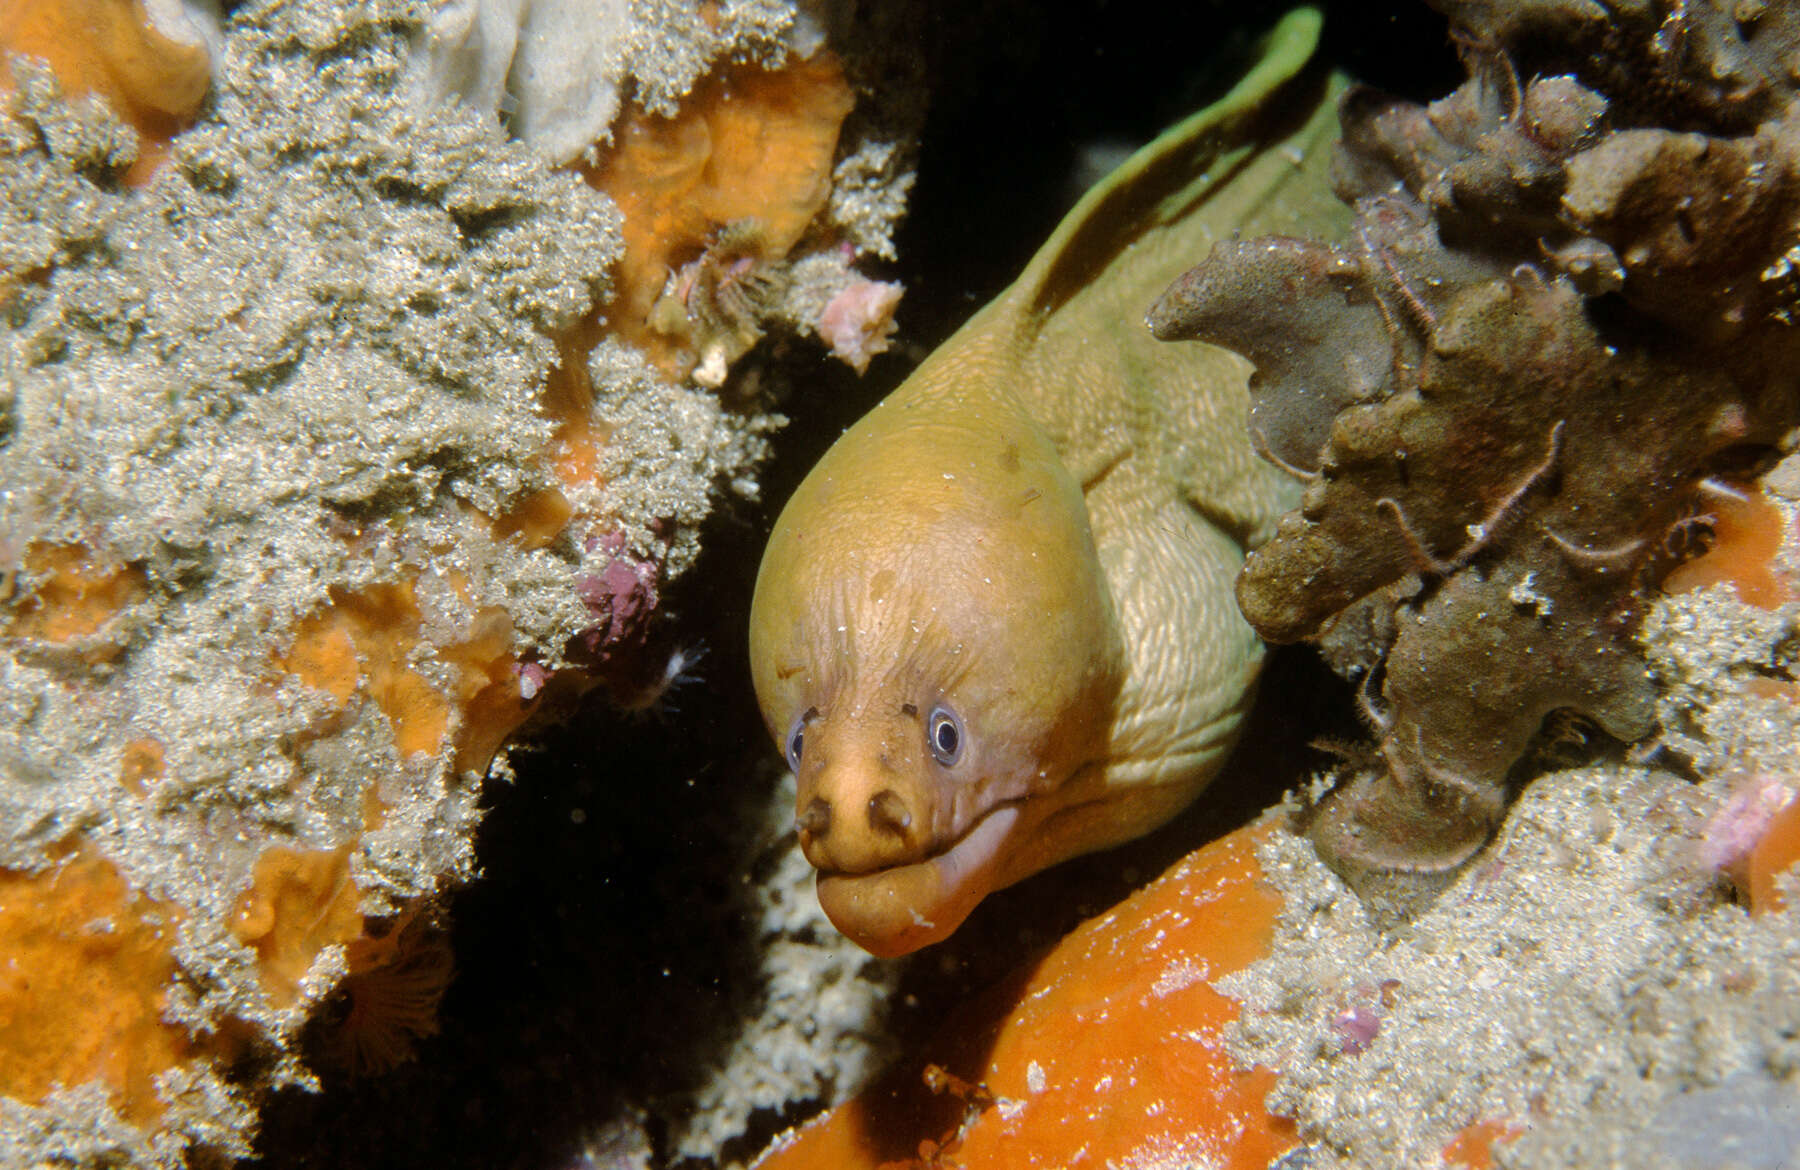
1149, 0, 1800, 912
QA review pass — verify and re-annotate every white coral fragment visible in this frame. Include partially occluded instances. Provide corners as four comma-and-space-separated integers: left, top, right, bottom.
409, 0, 630, 164
406, 0, 809, 165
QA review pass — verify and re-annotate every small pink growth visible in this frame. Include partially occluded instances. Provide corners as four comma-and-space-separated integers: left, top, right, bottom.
1330, 980, 1397, 1054
1698, 774, 1797, 873
1331, 1003, 1383, 1054
516, 662, 551, 701
585, 530, 628, 557
818, 279, 903, 374
575, 542, 660, 656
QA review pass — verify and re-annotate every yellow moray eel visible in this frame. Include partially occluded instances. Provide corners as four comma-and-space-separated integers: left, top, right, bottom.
749, 9, 1349, 956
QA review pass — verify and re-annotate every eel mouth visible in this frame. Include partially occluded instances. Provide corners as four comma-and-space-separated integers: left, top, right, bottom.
814, 804, 1021, 957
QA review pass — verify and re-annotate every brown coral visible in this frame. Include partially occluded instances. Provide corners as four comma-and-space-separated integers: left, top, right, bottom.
1149, 0, 1800, 906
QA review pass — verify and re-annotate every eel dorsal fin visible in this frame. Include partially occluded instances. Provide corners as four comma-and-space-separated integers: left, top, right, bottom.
1004, 6, 1328, 327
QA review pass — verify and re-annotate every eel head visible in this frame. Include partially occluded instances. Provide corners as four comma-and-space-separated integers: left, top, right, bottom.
749, 388, 1124, 956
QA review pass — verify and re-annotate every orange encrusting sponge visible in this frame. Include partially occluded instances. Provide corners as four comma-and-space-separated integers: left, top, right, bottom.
579, 53, 855, 377
1441, 1117, 1526, 1168
278, 576, 537, 774
753, 817, 1298, 1170
1663, 486, 1794, 610
0, 0, 213, 184
1746, 793, 1800, 915
0, 845, 236, 1126
2, 542, 144, 654
231, 844, 367, 1008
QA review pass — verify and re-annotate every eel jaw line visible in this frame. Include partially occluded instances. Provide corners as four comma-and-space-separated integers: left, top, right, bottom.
814, 804, 1022, 958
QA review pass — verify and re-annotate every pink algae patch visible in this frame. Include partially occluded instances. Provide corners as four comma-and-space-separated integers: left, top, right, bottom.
819, 279, 902, 374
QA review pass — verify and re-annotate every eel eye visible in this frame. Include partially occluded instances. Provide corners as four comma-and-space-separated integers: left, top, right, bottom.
928, 704, 963, 767
785, 710, 810, 772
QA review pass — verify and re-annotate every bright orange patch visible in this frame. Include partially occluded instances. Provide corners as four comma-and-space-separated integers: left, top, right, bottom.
278, 577, 535, 775
1441, 1117, 1526, 1168
543, 333, 613, 491
279, 581, 447, 757
493, 487, 575, 550
581, 53, 855, 377
754, 817, 1296, 1170
0, 844, 217, 1125
0, 0, 213, 184
3, 542, 145, 651
440, 605, 535, 776
231, 844, 366, 1008
118, 737, 165, 795
1665, 487, 1794, 610
1746, 793, 1800, 915
278, 620, 361, 704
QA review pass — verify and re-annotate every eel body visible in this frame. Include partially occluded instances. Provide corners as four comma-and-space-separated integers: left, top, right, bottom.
748, 9, 1348, 956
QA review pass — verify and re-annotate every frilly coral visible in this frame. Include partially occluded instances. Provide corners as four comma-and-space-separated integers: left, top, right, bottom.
1149, 0, 1800, 905
816, 277, 901, 374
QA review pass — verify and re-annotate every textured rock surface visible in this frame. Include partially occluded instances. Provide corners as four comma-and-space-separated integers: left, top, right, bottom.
1206, 450, 1800, 1169
0, 0, 915, 1162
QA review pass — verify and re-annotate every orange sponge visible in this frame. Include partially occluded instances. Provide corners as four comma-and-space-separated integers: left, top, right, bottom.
1746, 792, 1800, 915
2, 542, 144, 657
0, 844, 235, 1126
1663, 486, 1794, 610
754, 817, 1296, 1169
279, 577, 537, 773
231, 844, 366, 1008
1441, 1118, 1525, 1168
582, 53, 855, 380
0, 0, 214, 183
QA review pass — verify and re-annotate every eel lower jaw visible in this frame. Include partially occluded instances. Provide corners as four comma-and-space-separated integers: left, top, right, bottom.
815, 805, 1022, 958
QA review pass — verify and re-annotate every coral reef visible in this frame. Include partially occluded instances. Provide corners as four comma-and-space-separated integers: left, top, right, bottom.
1205, 452, 1800, 1169
1149, 0, 1800, 905
580, 52, 859, 384
410, 0, 918, 388
0, 0, 917, 1163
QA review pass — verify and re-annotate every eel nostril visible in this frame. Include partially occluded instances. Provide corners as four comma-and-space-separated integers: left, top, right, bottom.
797, 797, 832, 837
867, 789, 913, 836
